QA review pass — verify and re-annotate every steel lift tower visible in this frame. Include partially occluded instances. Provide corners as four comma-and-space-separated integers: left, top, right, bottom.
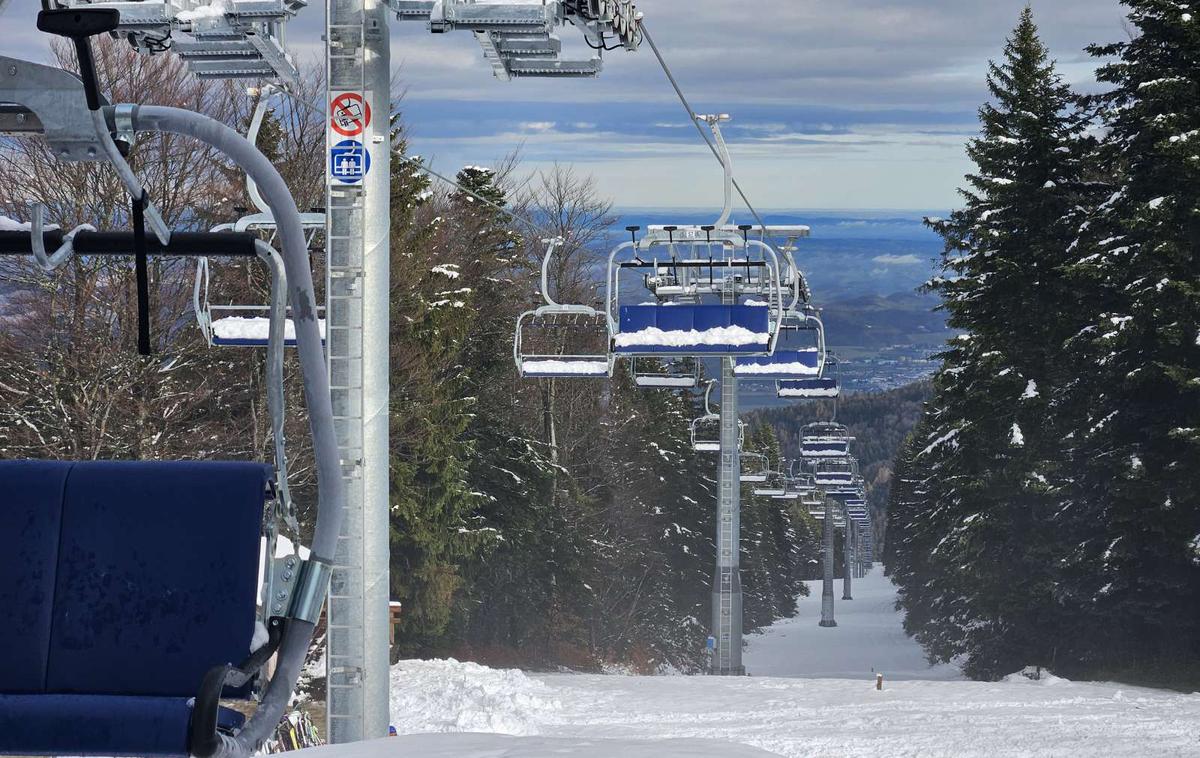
323, 0, 643, 741
322, 0, 392, 743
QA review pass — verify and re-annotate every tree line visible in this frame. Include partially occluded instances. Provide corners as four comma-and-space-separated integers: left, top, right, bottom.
886, 3, 1200, 688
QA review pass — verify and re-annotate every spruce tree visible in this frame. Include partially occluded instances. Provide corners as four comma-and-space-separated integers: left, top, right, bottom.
1054, 0, 1200, 682
889, 8, 1096, 678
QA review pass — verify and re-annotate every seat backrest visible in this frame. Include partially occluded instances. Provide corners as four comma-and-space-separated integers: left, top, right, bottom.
0, 460, 269, 698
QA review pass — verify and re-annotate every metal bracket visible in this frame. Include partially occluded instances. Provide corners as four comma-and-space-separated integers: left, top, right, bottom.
267, 554, 333, 624
0, 56, 107, 161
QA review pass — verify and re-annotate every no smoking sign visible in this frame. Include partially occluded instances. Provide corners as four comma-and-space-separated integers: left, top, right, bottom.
330, 91, 372, 137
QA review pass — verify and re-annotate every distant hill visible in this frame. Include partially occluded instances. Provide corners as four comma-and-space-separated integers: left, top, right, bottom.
745, 381, 932, 551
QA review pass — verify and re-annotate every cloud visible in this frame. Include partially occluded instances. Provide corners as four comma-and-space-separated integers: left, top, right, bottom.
872, 254, 923, 265
0, 0, 1129, 208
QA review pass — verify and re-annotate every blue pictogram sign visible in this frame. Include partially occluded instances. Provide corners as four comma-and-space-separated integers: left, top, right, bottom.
330, 139, 370, 184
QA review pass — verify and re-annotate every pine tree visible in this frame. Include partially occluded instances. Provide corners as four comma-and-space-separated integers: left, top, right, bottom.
1052, 0, 1200, 682
889, 8, 1097, 679
387, 141, 495, 653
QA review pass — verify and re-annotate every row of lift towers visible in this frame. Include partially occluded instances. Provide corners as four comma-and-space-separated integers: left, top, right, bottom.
512, 131, 875, 673
0, 0, 872, 742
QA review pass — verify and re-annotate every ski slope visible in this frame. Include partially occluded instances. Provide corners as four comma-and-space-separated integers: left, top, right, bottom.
306, 567, 1200, 758
742, 566, 962, 680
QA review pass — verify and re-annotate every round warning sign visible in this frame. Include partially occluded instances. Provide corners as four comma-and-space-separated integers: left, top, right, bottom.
330, 92, 371, 137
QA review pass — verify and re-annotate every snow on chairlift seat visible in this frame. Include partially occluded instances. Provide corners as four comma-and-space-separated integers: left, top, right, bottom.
211, 313, 328, 347
777, 376, 839, 398
0, 460, 271, 757
520, 358, 612, 377
614, 304, 770, 356
800, 437, 851, 458
514, 304, 614, 379
733, 347, 820, 379
813, 471, 856, 487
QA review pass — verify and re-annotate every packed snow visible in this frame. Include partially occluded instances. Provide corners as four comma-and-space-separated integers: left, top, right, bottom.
304, 567, 1200, 758
614, 325, 769, 349
522, 359, 610, 376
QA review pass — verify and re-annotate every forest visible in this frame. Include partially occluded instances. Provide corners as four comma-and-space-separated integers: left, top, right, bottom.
885, 3, 1200, 689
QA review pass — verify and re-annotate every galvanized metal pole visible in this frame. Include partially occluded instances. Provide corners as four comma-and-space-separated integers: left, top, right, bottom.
325, 0, 391, 741
842, 515, 853, 600
819, 500, 837, 627
710, 357, 744, 675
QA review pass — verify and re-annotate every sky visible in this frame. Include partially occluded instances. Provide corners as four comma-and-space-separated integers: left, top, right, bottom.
2, 0, 1129, 211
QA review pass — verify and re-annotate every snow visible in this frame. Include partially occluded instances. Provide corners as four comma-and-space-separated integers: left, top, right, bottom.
1022, 380, 1039, 398
211, 316, 326, 343
301, 735, 774, 758
614, 326, 769, 349
1011, 422, 1025, 446
733, 361, 820, 376
0, 215, 59, 231
522, 359, 609, 376
341, 570, 1200, 758
743, 569, 962, 681
176, 0, 229, 22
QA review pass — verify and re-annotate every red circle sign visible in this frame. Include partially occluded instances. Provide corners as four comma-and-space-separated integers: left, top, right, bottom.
330, 93, 371, 137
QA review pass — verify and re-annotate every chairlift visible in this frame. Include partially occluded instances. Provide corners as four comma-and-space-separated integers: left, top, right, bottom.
777, 352, 841, 399
513, 238, 615, 378
752, 480, 788, 497
690, 380, 744, 452
800, 421, 853, 459
0, 20, 341, 756
733, 309, 826, 380
193, 91, 327, 349
740, 452, 770, 482
630, 356, 700, 388
811, 457, 859, 487
194, 256, 328, 347
604, 225, 787, 357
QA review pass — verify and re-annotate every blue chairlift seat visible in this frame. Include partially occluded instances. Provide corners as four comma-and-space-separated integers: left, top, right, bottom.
733, 348, 819, 379
800, 438, 850, 458
0, 460, 271, 757
777, 376, 839, 398
613, 304, 770, 356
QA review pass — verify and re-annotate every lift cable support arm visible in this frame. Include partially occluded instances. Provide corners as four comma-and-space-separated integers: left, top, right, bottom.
639, 21, 768, 238
390, 0, 641, 81
54, 0, 305, 85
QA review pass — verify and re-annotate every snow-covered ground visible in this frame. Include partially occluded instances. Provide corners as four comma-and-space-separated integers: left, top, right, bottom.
308, 566, 1200, 757
742, 566, 962, 680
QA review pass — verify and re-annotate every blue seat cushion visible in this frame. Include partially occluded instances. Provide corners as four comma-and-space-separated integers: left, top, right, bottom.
0, 460, 269, 700
615, 304, 769, 354
0, 694, 245, 757
0, 462, 71, 693
46, 461, 269, 696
